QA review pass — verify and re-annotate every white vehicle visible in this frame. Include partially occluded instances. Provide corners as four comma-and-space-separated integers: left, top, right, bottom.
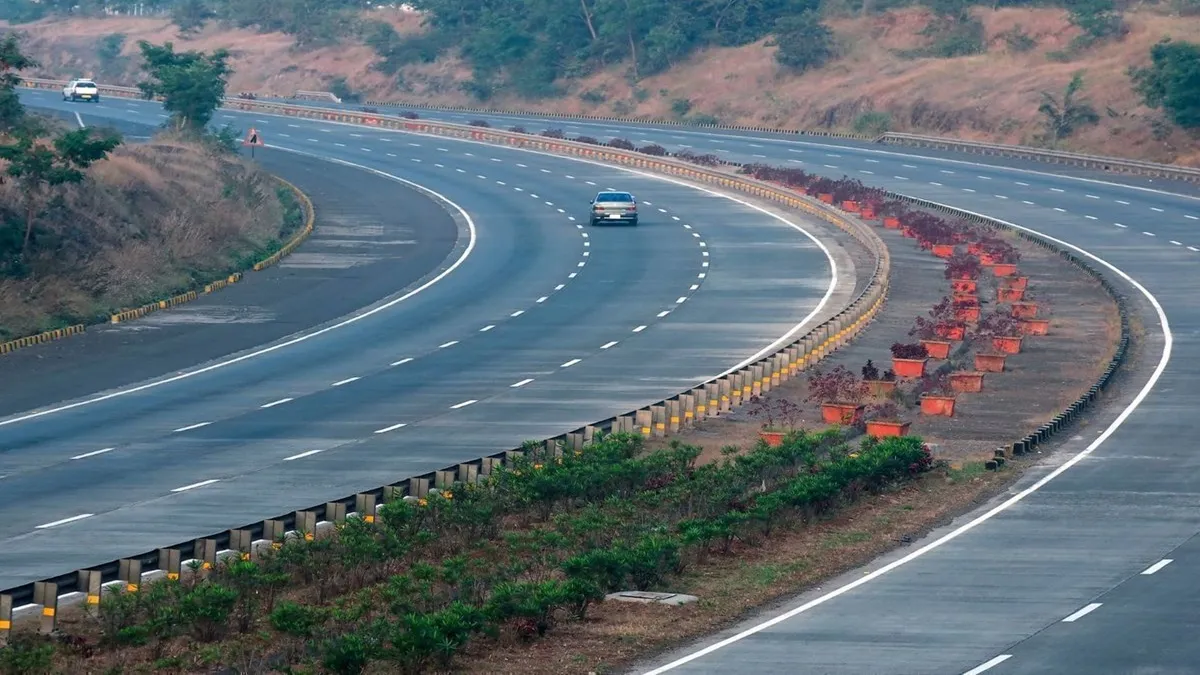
62, 79, 100, 103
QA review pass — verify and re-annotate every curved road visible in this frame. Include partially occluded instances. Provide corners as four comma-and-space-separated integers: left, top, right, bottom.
0, 90, 848, 592
12, 89, 1200, 675
245, 96, 1200, 673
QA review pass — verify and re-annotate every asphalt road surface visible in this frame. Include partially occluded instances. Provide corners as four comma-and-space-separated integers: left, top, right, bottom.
13, 89, 1200, 675
0, 90, 845, 592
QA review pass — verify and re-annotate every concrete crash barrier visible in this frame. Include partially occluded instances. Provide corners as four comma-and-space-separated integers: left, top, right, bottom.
1, 81, 902, 628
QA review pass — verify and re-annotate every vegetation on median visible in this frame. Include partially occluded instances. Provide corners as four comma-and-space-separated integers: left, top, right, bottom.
0, 431, 934, 673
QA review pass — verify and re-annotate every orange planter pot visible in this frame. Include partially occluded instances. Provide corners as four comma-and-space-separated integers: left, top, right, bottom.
883, 217, 902, 229
1021, 318, 1050, 336
921, 339, 952, 359
998, 275, 1027, 290
866, 420, 911, 438
975, 352, 1007, 373
821, 403, 865, 425
920, 395, 957, 417
931, 244, 955, 258
951, 279, 977, 294
861, 208, 877, 220
759, 431, 785, 447
992, 263, 1018, 277
967, 243, 983, 256
842, 200, 861, 212
950, 371, 984, 393
998, 287, 1025, 303
892, 357, 927, 378
1011, 302, 1039, 319
818, 193, 834, 204
953, 293, 979, 305
978, 253, 997, 267
866, 380, 898, 397
901, 227, 916, 238
992, 335, 1023, 354
956, 306, 981, 322
935, 323, 965, 341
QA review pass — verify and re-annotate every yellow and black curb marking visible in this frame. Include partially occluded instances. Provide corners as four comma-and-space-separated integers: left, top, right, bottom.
0, 324, 86, 355
1, 174, 316, 355
253, 176, 316, 272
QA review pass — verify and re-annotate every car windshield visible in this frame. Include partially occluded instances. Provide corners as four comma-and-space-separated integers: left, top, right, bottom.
77, 81, 97, 88
596, 192, 633, 202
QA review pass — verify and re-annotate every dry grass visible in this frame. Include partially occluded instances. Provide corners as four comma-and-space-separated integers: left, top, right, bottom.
0, 135, 284, 340
8, 5, 1199, 163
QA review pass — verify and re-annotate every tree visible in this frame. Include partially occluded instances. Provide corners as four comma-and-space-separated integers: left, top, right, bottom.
0, 34, 37, 132
0, 127, 121, 258
771, 12, 834, 73
1066, 0, 1127, 46
1131, 38, 1200, 129
137, 41, 232, 131
1037, 71, 1099, 147
171, 0, 213, 34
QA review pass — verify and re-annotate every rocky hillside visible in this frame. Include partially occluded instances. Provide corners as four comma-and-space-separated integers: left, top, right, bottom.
6, 4, 1200, 164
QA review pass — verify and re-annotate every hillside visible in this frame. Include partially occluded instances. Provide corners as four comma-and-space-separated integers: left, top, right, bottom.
0, 132, 295, 341
5, 5, 1200, 164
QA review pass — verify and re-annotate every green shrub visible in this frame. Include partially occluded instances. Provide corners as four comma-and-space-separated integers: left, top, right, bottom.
1131, 39, 1200, 129
853, 111, 892, 136
0, 634, 55, 675
772, 12, 836, 73
178, 583, 238, 642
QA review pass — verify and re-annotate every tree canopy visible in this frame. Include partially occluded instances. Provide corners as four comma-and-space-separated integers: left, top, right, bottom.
1131, 38, 1200, 129
137, 41, 232, 131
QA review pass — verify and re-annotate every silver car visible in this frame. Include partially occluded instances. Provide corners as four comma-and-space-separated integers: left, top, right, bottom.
589, 191, 638, 226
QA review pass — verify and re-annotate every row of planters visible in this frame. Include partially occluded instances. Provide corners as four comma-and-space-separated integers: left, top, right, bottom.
465, 119, 724, 165
3, 432, 934, 674
735, 165, 1053, 441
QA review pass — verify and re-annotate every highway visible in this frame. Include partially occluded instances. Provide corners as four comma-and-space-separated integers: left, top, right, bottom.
10, 88, 1200, 675
0, 90, 849, 592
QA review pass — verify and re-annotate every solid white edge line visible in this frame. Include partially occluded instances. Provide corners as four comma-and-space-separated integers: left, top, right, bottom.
0, 150, 478, 429
640, 199, 1171, 674
1141, 558, 1173, 575
283, 449, 325, 461
1062, 603, 1103, 622
962, 655, 1013, 675
171, 479, 220, 493
70, 447, 114, 460
35, 513, 94, 529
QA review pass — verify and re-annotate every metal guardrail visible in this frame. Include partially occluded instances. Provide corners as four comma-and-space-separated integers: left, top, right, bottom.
0, 91, 892, 626
19, 76, 1200, 183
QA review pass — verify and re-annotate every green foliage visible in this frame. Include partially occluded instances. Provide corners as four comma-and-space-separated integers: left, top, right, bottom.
771, 12, 836, 73
1066, 0, 1127, 47
362, 21, 449, 75
904, 15, 986, 59
853, 110, 892, 135
0, 34, 37, 132
137, 41, 232, 131
270, 600, 329, 637
671, 97, 693, 118
96, 33, 129, 78
0, 126, 122, 259
327, 76, 361, 103
1037, 71, 1099, 146
0, 634, 55, 675
1131, 38, 1200, 129
998, 25, 1037, 53
172, 0, 213, 34
178, 582, 238, 641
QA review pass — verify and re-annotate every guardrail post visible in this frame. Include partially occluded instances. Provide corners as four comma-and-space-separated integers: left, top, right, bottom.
158, 548, 182, 579
666, 400, 681, 433
729, 373, 743, 408
78, 570, 102, 610
434, 470, 454, 489
718, 378, 732, 412
740, 369, 754, 402
478, 457, 502, 476
458, 462, 480, 483
325, 502, 347, 524
230, 530, 253, 560
651, 404, 667, 437
262, 520, 286, 548
197, 539, 218, 571
355, 494, 378, 523
407, 477, 430, 497
295, 511, 317, 541
382, 485, 406, 502
752, 364, 765, 396
635, 409, 653, 437
33, 581, 56, 634
680, 393, 695, 427
583, 425, 597, 444
0, 594, 11, 646
119, 558, 142, 592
